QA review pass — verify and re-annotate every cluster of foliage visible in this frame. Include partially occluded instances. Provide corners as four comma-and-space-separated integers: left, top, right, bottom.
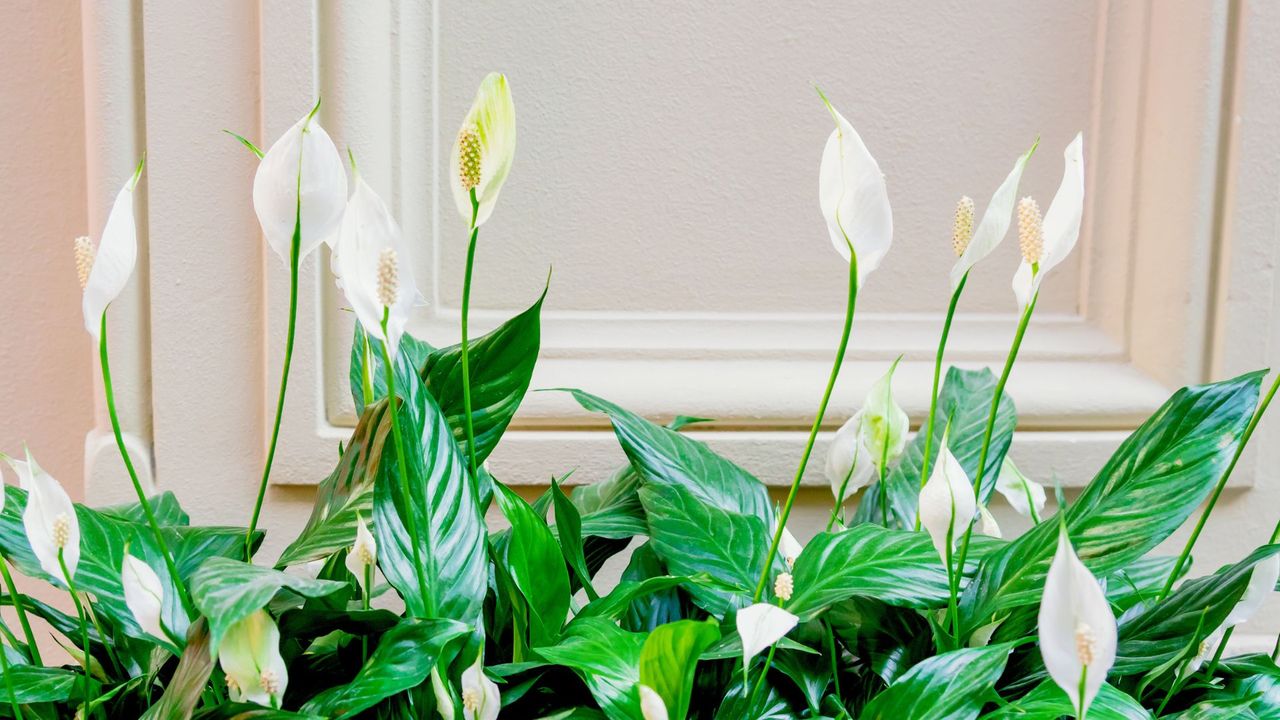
2, 73, 1280, 720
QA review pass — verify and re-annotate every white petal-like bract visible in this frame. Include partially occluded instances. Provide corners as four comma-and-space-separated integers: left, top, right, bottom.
917, 435, 976, 564
994, 457, 1046, 519
122, 553, 167, 641
860, 358, 909, 472
1226, 553, 1280, 628
949, 142, 1036, 290
6, 449, 80, 582
218, 610, 289, 708
1038, 526, 1116, 718
461, 651, 501, 720
1013, 133, 1084, 309
345, 513, 378, 593
450, 72, 517, 228
818, 92, 893, 287
252, 106, 347, 263
639, 683, 669, 720
826, 413, 876, 503
82, 161, 143, 338
736, 602, 799, 672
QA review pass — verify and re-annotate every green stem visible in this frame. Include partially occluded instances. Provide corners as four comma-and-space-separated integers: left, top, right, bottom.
379, 310, 434, 616
754, 253, 858, 601
246, 227, 300, 561
824, 621, 848, 719
949, 293, 1038, 642
746, 643, 778, 710
916, 273, 968, 530
0, 623, 23, 719
360, 565, 371, 664
0, 559, 39, 665
82, 600, 121, 676
59, 552, 94, 718
877, 461, 888, 527
460, 189, 481, 479
361, 334, 375, 404
100, 316, 194, 618
826, 466, 855, 532
1204, 626, 1232, 680
1159, 371, 1280, 601
945, 522, 960, 650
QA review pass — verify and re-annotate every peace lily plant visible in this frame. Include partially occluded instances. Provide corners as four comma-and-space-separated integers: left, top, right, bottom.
0, 78, 1279, 720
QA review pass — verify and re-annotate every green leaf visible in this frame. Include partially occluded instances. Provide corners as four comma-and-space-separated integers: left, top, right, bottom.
419, 288, 545, 464
960, 371, 1264, 635
536, 618, 646, 720
99, 491, 190, 526
1114, 544, 1280, 674
350, 324, 435, 414
982, 679, 1152, 719
300, 618, 468, 718
617, 542, 690, 632
859, 643, 1015, 720
575, 575, 703, 624
856, 367, 1015, 528
639, 483, 773, 612
552, 479, 599, 600
190, 556, 345, 654
566, 389, 773, 523
277, 402, 388, 568
638, 619, 720, 720
493, 481, 572, 647
0, 664, 81, 704
371, 368, 487, 623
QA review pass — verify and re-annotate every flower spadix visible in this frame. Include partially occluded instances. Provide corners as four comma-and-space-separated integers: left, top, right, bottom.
639, 683, 669, 720
817, 88, 893, 286
251, 101, 347, 263
451, 72, 516, 228
995, 456, 1046, 519
949, 141, 1038, 290
736, 602, 799, 671
218, 609, 288, 708
80, 157, 144, 339
122, 552, 166, 641
4, 448, 79, 581
1012, 133, 1084, 309
344, 513, 377, 593
917, 430, 976, 564
1038, 525, 1116, 718
335, 166, 419, 358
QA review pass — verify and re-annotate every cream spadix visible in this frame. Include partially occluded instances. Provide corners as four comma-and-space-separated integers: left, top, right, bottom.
450, 72, 516, 228
817, 89, 893, 286
4, 449, 80, 582
736, 602, 799, 672
81, 158, 144, 339
460, 651, 500, 720
251, 102, 347, 263
1013, 134, 1084, 309
917, 432, 976, 564
1038, 525, 1116, 718
949, 141, 1038, 290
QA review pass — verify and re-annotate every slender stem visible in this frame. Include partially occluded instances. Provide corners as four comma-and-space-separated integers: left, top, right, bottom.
0, 621, 23, 719
380, 310, 434, 616
459, 190, 481, 478
949, 293, 1038, 641
361, 334, 375, 404
916, 273, 969, 530
0, 559, 39, 665
360, 565, 371, 664
754, 254, 858, 601
1159, 371, 1280, 600
59, 552, 94, 718
824, 621, 849, 720
100, 316, 194, 618
945, 520, 961, 648
1203, 626, 1232, 680
877, 462, 889, 527
82, 600, 121, 676
1077, 666, 1088, 720
826, 466, 854, 532
746, 643, 778, 710
246, 228, 300, 561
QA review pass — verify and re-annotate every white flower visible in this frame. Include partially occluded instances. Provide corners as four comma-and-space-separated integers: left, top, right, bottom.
4, 449, 80, 581
860, 358, 909, 472
121, 553, 166, 641
80, 159, 144, 339
218, 610, 288, 708
1038, 525, 1116, 718
825, 413, 876, 503
995, 457, 1046, 520
1225, 554, 1279, 628
949, 142, 1037, 290
251, 103, 347, 263
431, 667, 456, 720
1012, 134, 1084, 309
639, 684, 668, 720
736, 602, 799, 672
345, 513, 377, 593
335, 172, 419, 359
817, 89, 893, 286
772, 522, 805, 569
978, 505, 1002, 539
450, 72, 517, 228
460, 651, 500, 720
917, 432, 976, 564
1185, 625, 1226, 674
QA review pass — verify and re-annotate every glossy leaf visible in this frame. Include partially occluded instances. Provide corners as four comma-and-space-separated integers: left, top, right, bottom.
140, 619, 215, 720
552, 479, 598, 600
983, 679, 1152, 719
493, 481, 572, 646
536, 618, 647, 720
638, 619, 720, 720
575, 574, 703, 624
858, 642, 1014, 720
0, 664, 81, 704
300, 618, 468, 718
349, 325, 435, 414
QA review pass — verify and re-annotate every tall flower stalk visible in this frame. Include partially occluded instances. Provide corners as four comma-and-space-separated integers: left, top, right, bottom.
755, 88, 892, 601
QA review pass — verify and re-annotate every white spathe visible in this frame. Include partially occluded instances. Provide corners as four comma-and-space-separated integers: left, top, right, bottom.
825, 413, 875, 504
335, 174, 419, 359
1225, 553, 1280, 628
995, 457, 1047, 519
4, 448, 80, 582
450, 72, 517, 228
460, 651, 501, 720
82, 160, 143, 339
345, 513, 378, 593
978, 505, 1002, 539
252, 105, 347, 263
861, 358, 909, 472
917, 434, 976, 564
949, 142, 1037, 290
1038, 526, 1117, 718
122, 553, 166, 641
639, 683, 669, 720
218, 609, 289, 708
817, 91, 892, 287
1013, 133, 1085, 309
736, 602, 799, 672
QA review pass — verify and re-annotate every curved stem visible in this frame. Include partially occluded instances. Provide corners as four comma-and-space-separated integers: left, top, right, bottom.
1159, 371, 1280, 600
380, 310, 434, 616
0, 619, 23, 718
0, 559, 39, 665
59, 552, 94, 717
949, 293, 1038, 642
916, 273, 969, 530
460, 190, 481, 479
246, 231, 300, 561
100, 316, 194, 618
754, 254, 858, 601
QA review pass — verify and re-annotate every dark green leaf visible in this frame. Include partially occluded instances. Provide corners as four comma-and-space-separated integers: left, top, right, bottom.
493, 481, 572, 646
982, 679, 1152, 719
639, 619, 720, 720
536, 618, 646, 720
0, 664, 81, 704
859, 643, 1015, 720
99, 491, 189, 526
552, 480, 599, 600
618, 542, 689, 632
350, 324, 435, 414
575, 575, 702, 624
190, 557, 345, 653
